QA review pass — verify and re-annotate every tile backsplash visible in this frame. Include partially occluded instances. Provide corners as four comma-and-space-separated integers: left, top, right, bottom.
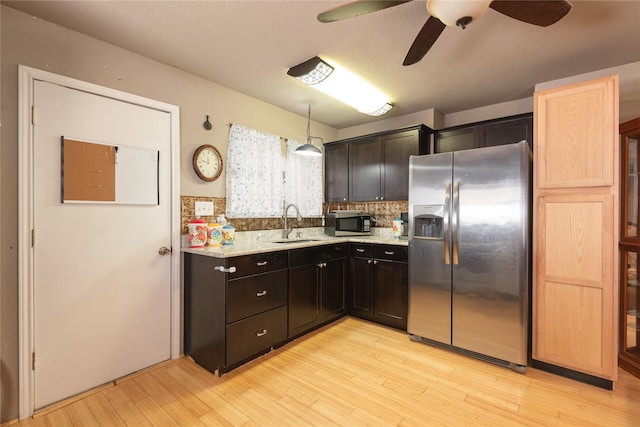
181, 195, 408, 233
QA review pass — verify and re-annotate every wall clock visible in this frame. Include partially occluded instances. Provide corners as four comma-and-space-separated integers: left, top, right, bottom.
193, 144, 223, 182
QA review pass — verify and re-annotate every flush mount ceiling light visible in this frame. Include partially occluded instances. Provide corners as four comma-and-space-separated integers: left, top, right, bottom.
287, 56, 394, 117
295, 104, 323, 157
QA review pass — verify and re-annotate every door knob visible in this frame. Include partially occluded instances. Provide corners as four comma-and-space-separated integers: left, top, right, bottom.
158, 247, 172, 256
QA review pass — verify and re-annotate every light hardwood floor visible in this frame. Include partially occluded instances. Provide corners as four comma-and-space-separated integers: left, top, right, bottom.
9, 317, 640, 426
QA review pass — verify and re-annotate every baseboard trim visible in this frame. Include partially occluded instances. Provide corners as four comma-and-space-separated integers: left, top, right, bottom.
531, 359, 613, 390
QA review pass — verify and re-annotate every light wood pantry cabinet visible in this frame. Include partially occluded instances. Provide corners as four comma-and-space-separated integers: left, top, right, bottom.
619, 117, 640, 379
532, 75, 619, 388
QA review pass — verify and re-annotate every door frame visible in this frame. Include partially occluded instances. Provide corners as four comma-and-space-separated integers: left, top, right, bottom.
17, 65, 182, 419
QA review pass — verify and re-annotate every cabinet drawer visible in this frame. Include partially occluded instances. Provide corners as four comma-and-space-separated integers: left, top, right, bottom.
289, 243, 348, 267
228, 251, 288, 278
350, 243, 373, 258
226, 305, 287, 366
227, 269, 287, 323
374, 245, 407, 262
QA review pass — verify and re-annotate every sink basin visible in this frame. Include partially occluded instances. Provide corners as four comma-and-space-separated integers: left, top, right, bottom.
269, 239, 321, 244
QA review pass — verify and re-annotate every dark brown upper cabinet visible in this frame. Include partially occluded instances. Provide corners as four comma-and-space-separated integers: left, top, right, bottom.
325, 125, 431, 203
434, 113, 533, 153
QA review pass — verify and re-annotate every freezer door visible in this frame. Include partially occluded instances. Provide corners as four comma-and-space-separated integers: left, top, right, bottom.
451, 142, 530, 365
408, 152, 453, 345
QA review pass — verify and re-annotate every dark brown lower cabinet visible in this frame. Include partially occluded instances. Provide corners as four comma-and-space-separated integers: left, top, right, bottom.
349, 243, 408, 330
184, 251, 288, 375
288, 244, 347, 338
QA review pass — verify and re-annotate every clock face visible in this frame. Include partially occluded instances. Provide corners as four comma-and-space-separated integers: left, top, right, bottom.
193, 145, 223, 181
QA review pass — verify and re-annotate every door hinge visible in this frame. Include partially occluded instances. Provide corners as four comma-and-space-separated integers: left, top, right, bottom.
31, 106, 36, 125
32, 352, 35, 370
31, 229, 35, 247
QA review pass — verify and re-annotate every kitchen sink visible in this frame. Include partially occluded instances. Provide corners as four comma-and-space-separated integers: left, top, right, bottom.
269, 238, 322, 244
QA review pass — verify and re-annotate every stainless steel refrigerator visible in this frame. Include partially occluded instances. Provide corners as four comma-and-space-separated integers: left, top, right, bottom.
408, 141, 531, 371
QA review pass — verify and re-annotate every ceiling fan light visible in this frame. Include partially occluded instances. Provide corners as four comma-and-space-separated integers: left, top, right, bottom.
288, 57, 394, 116
426, 0, 492, 28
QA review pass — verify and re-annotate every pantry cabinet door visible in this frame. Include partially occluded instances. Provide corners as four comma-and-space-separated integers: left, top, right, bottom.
533, 75, 619, 382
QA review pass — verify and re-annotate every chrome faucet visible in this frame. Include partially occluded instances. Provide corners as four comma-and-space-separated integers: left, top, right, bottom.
282, 203, 303, 239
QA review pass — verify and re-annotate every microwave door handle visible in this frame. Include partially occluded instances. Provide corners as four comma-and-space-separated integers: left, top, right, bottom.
444, 182, 451, 265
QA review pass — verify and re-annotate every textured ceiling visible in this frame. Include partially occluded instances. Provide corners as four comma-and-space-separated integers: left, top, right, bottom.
4, 0, 640, 129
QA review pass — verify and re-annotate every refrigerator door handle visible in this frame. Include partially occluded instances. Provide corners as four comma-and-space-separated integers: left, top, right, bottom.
452, 181, 460, 265
444, 182, 452, 265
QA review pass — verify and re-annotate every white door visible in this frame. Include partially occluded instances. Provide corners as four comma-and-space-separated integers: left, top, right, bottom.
33, 80, 172, 409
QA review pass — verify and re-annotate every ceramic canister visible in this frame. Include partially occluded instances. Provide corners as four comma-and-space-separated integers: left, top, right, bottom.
207, 223, 222, 246
392, 218, 403, 239
187, 218, 208, 247
222, 224, 235, 245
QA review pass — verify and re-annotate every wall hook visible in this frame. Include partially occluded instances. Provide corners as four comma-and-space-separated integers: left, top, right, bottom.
203, 115, 212, 131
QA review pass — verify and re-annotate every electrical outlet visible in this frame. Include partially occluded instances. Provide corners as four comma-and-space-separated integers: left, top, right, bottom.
194, 201, 214, 216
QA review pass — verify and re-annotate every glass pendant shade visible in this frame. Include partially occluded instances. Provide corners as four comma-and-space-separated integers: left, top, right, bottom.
295, 141, 322, 157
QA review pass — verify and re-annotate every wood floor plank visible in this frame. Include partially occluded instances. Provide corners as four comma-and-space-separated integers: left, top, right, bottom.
11, 317, 640, 426
149, 367, 213, 418
102, 386, 153, 427
81, 394, 124, 426
117, 377, 178, 426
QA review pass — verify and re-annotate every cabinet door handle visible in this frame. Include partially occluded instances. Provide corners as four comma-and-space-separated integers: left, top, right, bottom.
255, 329, 268, 337
384, 251, 394, 255
368, 259, 373, 264
317, 262, 327, 268
214, 266, 237, 273
373, 260, 378, 265
356, 248, 365, 253
256, 290, 267, 297
256, 261, 268, 266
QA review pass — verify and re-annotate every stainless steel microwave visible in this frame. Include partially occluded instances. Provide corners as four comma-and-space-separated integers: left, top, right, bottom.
324, 212, 371, 236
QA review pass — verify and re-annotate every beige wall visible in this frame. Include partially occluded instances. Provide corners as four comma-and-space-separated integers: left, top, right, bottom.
0, 5, 339, 421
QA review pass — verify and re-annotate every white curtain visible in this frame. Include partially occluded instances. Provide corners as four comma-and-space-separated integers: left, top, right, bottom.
285, 139, 323, 217
226, 124, 283, 217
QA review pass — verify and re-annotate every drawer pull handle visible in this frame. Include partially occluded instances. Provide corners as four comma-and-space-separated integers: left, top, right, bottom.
256, 290, 267, 297
256, 261, 268, 266
384, 251, 394, 255
256, 329, 268, 337
356, 248, 365, 253
214, 266, 237, 273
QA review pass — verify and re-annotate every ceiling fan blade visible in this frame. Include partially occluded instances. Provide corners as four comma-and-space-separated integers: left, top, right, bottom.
318, 0, 411, 23
403, 16, 446, 66
489, 0, 572, 27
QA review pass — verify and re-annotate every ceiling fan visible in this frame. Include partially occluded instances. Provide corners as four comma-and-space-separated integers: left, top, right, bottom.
318, 0, 573, 66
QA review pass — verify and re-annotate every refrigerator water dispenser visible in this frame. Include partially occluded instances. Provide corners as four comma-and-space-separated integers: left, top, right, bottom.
413, 205, 444, 239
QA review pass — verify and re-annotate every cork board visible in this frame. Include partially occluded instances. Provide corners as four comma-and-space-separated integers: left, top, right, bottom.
62, 138, 116, 202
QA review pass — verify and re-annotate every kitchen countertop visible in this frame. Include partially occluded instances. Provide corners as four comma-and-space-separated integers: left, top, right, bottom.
181, 227, 408, 258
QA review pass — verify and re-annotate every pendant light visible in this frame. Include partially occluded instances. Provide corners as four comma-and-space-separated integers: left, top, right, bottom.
295, 104, 323, 157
